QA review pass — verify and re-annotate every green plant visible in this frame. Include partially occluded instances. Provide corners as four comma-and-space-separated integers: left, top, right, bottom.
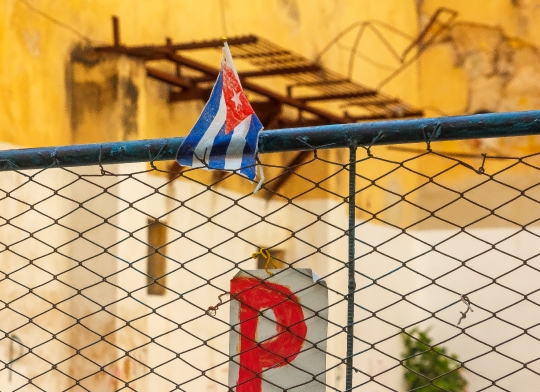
402, 328, 467, 392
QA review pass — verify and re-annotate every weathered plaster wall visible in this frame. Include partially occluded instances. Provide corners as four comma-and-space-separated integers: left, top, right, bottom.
2, 1, 539, 152
0, 0, 420, 147
71, 52, 147, 143
417, 0, 540, 155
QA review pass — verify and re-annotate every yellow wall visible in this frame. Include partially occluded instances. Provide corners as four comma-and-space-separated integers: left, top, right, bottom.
0, 0, 540, 146
1, 0, 540, 216
2, 1, 540, 146
0, 0, 420, 147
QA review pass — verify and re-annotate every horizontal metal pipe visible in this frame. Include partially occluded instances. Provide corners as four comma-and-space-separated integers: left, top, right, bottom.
0, 111, 539, 171
260, 110, 540, 152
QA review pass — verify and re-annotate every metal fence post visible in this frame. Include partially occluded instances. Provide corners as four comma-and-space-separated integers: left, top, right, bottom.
346, 143, 357, 391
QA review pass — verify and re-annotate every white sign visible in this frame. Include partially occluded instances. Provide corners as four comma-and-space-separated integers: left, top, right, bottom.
229, 268, 328, 392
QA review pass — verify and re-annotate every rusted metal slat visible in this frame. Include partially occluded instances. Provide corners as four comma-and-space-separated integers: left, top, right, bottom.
342, 98, 400, 107
232, 50, 292, 59
190, 65, 323, 83
94, 35, 258, 55
166, 52, 348, 124
288, 79, 350, 89
295, 90, 377, 102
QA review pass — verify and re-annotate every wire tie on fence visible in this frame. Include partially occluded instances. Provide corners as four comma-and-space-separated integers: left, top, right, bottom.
193, 148, 211, 169
462, 294, 473, 312
48, 149, 60, 168
149, 143, 167, 171
478, 153, 487, 174
207, 292, 230, 316
422, 129, 432, 152
457, 294, 473, 326
423, 124, 441, 153
252, 248, 278, 276
295, 136, 336, 157
296, 137, 317, 158
365, 130, 384, 157
458, 159, 478, 173
431, 150, 485, 174
98, 146, 115, 176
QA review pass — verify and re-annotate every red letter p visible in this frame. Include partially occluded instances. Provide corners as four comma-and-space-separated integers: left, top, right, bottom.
231, 277, 307, 392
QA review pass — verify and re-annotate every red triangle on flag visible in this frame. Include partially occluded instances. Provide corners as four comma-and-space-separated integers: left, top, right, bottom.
222, 63, 255, 135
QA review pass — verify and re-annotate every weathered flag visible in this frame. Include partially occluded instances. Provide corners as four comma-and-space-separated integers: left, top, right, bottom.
229, 269, 328, 392
176, 41, 264, 186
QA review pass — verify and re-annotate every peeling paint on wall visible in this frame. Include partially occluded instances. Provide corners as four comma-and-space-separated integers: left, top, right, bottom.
445, 22, 540, 114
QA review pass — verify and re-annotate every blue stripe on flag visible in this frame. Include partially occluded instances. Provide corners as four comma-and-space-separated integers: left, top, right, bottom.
207, 125, 233, 170
176, 70, 224, 166
244, 114, 262, 156
238, 143, 256, 179
238, 115, 263, 179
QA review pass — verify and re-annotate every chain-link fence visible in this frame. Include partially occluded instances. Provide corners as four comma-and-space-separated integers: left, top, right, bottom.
0, 121, 540, 391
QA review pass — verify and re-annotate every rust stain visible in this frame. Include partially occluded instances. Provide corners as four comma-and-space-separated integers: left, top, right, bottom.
123, 357, 131, 382
67, 317, 118, 390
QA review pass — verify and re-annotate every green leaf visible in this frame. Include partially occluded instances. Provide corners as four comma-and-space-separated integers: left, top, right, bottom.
402, 328, 467, 392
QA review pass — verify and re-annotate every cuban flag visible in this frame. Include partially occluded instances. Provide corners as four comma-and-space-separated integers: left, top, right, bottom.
176, 41, 264, 190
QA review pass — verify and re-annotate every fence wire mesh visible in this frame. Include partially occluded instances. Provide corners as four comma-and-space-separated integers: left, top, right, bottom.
0, 142, 539, 391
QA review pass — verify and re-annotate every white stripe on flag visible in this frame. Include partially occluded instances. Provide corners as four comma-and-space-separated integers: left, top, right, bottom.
192, 94, 227, 168
224, 115, 252, 170
223, 42, 240, 81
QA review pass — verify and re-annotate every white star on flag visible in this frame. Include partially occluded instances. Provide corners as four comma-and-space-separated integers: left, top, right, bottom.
231, 91, 242, 110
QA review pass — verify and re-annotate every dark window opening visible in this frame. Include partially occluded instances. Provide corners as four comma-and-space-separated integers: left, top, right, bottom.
147, 219, 167, 295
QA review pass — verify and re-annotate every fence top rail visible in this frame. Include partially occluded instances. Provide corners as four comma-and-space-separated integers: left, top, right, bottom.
1, 111, 539, 171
